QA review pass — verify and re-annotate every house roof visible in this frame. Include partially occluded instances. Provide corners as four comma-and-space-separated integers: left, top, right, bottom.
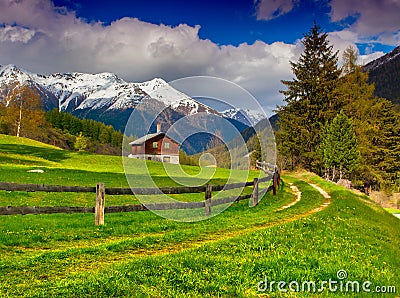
129, 132, 180, 145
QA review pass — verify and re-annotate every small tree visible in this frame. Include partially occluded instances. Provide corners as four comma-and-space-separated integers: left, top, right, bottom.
3, 84, 45, 137
74, 132, 88, 152
322, 111, 360, 180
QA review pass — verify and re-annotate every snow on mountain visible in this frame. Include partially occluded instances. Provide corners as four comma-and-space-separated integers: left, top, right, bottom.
364, 45, 400, 72
34, 71, 147, 111
138, 78, 220, 115
0, 64, 32, 85
0, 64, 244, 127
137, 78, 168, 94
221, 108, 266, 126
243, 109, 267, 125
0, 65, 148, 112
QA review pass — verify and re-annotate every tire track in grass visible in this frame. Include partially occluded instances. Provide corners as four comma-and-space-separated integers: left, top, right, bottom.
275, 182, 301, 211
1, 179, 333, 287
308, 183, 332, 212
100, 180, 332, 259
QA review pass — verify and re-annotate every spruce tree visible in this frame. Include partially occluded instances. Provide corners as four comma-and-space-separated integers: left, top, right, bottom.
277, 23, 341, 171
322, 111, 360, 180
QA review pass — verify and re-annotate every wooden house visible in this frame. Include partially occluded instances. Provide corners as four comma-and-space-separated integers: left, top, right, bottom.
128, 124, 180, 164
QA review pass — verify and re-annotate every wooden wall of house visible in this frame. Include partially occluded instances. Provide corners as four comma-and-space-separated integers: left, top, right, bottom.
131, 145, 145, 155
144, 135, 179, 155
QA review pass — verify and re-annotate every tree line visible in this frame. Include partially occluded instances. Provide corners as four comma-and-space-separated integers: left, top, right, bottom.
45, 109, 123, 149
276, 23, 400, 193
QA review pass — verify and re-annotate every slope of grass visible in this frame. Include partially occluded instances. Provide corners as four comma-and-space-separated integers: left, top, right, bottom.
0, 134, 261, 206
0, 173, 399, 297
0, 135, 399, 297
385, 208, 400, 214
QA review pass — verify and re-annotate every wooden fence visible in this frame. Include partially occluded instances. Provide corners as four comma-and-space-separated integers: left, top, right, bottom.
0, 170, 280, 225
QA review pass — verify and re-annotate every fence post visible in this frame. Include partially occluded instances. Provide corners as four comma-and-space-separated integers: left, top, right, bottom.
273, 172, 277, 196
205, 184, 212, 216
95, 183, 105, 226
277, 169, 281, 186
251, 178, 259, 206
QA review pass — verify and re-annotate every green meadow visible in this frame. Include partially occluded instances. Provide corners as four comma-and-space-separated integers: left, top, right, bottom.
0, 134, 399, 297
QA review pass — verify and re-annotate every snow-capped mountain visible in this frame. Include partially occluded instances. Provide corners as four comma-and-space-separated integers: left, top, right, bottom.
138, 78, 219, 116
0, 65, 263, 143
0, 64, 148, 112
0, 64, 222, 118
0, 64, 275, 154
221, 108, 266, 126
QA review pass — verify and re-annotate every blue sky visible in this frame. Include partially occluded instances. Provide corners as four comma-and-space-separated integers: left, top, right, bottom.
52, 0, 397, 52
0, 0, 399, 114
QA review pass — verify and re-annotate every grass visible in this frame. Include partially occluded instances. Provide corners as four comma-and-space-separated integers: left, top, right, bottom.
0, 134, 261, 206
385, 208, 400, 214
0, 177, 321, 297
0, 135, 399, 297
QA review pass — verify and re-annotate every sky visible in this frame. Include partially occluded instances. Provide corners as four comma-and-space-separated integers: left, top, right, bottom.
0, 0, 399, 115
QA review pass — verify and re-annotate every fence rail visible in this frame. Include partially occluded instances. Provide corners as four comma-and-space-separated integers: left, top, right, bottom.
0, 170, 280, 225
0, 176, 271, 195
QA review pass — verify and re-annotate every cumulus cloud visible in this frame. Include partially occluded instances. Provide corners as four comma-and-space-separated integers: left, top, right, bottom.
328, 0, 400, 45
255, 0, 298, 20
328, 30, 385, 65
0, 0, 300, 115
0, 25, 36, 43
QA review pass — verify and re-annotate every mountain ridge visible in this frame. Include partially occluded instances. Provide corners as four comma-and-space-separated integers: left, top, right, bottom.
363, 45, 400, 106
0, 64, 265, 127
0, 64, 269, 154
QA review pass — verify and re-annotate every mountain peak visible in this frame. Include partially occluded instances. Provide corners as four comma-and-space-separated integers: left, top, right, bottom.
0, 64, 32, 84
138, 77, 167, 94
0, 65, 255, 136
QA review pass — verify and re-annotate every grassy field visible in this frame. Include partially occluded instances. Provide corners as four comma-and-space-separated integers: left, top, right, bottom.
385, 208, 400, 214
0, 134, 261, 207
0, 134, 399, 297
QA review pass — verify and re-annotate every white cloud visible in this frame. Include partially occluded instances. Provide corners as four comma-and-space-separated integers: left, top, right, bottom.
328, 0, 400, 45
328, 30, 385, 66
0, 25, 36, 43
0, 0, 300, 115
359, 52, 385, 65
255, 0, 298, 21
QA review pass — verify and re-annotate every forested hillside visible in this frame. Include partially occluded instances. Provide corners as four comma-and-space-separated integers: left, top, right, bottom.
364, 45, 400, 106
276, 24, 400, 192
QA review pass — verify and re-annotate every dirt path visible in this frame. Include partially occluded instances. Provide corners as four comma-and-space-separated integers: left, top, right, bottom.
4, 180, 334, 279
309, 183, 331, 199
121, 181, 332, 258
275, 182, 302, 211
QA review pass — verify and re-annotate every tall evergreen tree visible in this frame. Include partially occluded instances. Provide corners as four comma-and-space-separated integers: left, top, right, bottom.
322, 111, 360, 180
277, 23, 341, 171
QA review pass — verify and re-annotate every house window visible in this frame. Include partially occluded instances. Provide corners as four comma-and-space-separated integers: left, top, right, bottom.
152, 141, 158, 148
164, 142, 170, 149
